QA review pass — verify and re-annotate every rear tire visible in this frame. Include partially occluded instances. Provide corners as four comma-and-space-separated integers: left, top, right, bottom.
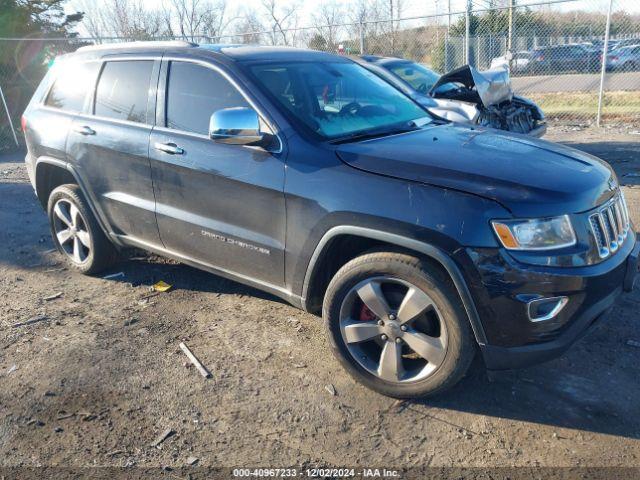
323, 251, 476, 398
47, 184, 117, 274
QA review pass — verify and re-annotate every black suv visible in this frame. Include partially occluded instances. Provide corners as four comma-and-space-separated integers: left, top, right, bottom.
23, 42, 639, 398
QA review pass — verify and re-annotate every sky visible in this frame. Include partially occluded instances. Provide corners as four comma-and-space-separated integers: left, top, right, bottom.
66, 0, 640, 38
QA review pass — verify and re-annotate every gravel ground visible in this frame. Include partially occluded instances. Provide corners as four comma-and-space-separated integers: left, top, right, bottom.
0, 126, 639, 476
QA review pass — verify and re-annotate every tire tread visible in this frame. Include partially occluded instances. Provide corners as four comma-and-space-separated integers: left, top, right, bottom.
47, 184, 117, 275
322, 250, 476, 398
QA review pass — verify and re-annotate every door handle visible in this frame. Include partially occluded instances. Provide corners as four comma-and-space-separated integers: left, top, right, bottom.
73, 125, 95, 136
154, 142, 184, 155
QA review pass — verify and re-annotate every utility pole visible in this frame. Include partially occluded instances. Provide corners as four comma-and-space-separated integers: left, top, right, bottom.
465, 0, 471, 65
597, 0, 613, 127
390, 0, 394, 53
435, 0, 440, 47
445, 0, 451, 72
508, 0, 515, 71
0, 82, 19, 148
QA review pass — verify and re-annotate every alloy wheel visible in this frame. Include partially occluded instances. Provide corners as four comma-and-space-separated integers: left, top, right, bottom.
52, 198, 91, 264
339, 277, 448, 383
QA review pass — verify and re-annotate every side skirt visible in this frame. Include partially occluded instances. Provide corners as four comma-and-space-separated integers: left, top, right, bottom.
112, 234, 303, 309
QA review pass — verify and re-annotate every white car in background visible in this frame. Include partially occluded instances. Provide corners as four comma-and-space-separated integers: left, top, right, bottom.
354, 55, 546, 137
490, 51, 532, 73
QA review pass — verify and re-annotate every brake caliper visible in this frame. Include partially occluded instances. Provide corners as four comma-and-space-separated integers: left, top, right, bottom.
359, 303, 377, 321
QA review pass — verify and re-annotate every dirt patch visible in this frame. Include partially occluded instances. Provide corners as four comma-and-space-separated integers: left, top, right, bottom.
1, 128, 639, 473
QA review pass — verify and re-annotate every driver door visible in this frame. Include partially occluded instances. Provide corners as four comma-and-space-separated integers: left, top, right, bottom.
149, 59, 286, 287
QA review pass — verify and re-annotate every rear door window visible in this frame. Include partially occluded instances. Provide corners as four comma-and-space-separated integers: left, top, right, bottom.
165, 61, 249, 135
94, 60, 154, 123
45, 61, 100, 113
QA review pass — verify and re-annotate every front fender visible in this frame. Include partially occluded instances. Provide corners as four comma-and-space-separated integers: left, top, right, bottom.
300, 225, 489, 346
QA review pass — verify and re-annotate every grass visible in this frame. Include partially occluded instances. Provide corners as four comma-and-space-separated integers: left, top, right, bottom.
527, 91, 640, 122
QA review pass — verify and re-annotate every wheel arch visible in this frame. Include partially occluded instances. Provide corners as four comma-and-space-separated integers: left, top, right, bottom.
301, 226, 488, 345
35, 158, 76, 209
34, 157, 117, 246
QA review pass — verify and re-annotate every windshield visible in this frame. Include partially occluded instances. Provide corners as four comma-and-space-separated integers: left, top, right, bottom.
249, 61, 431, 141
386, 62, 443, 93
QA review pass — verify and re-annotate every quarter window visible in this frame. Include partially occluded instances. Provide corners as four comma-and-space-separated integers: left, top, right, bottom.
166, 61, 249, 135
95, 60, 153, 123
45, 61, 100, 113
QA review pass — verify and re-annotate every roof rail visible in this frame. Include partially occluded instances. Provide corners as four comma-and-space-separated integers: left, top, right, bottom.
77, 40, 197, 52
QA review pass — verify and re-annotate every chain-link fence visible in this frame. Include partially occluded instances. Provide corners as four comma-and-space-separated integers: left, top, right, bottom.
1, 0, 639, 151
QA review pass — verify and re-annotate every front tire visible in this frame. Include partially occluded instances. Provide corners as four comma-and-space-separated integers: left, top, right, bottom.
47, 184, 117, 274
323, 251, 475, 399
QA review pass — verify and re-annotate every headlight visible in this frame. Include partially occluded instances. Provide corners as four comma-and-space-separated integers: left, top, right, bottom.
491, 215, 576, 251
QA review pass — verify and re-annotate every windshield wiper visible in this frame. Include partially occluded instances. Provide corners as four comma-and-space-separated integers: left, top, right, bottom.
329, 121, 421, 145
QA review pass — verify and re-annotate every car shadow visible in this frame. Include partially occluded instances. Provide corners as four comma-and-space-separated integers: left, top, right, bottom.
0, 149, 25, 164
103, 254, 288, 305
107, 249, 640, 440
406, 298, 640, 440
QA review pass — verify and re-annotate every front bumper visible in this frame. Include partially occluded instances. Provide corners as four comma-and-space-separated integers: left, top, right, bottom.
458, 233, 638, 370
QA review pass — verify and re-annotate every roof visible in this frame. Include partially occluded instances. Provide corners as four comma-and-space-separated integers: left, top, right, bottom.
76, 40, 197, 52
210, 45, 348, 63
535, 43, 591, 50
72, 41, 348, 64
197, 43, 246, 52
615, 44, 640, 51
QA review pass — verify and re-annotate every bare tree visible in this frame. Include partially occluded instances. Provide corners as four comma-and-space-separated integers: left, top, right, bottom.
310, 1, 344, 51
76, 0, 108, 39
260, 0, 299, 46
166, 0, 231, 41
78, 0, 237, 41
78, 0, 167, 39
234, 9, 265, 44
386, 0, 405, 54
201, 2, 236, 41
346, 0, 388, 54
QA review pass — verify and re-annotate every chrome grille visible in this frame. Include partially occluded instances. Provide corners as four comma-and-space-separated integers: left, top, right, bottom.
589, 193, 630, 259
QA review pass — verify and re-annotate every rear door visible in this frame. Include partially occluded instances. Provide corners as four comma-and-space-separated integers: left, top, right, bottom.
66, 57, 162, 245
26, 59, 99, 173
149, 58, 286, 287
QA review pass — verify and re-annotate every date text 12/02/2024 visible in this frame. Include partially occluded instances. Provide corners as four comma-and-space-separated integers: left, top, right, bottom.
232, 468, 401, 477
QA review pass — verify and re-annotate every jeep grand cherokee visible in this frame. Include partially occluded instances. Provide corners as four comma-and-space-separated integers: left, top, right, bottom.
22, 42, 639, 398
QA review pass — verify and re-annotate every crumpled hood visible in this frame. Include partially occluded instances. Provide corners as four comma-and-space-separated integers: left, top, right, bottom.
335, 124, 616, 217
431, 65, 513, 106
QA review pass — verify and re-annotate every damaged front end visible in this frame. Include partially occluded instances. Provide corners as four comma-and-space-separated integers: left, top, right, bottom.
430, 65, 546, 137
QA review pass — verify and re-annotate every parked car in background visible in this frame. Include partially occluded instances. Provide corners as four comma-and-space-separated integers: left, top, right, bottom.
606, 44, 640, 71
611, 38, 640, 51
528, 44, 601, 74
490, 51, 532, 74
355, 55, 546, 137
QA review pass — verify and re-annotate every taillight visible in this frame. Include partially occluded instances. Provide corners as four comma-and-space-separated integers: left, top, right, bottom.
20, 115, 27, 132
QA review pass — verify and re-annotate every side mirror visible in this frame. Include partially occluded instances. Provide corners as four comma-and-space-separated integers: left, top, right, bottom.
209, 107, 264, 145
